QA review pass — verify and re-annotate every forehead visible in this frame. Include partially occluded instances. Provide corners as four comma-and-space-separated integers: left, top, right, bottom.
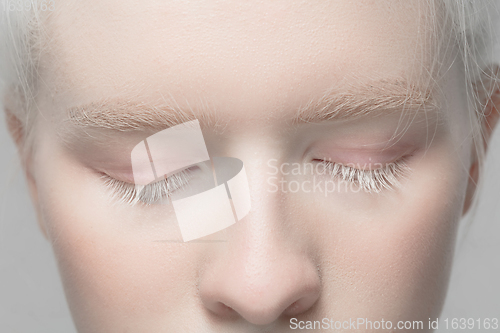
40, 0, 438, 115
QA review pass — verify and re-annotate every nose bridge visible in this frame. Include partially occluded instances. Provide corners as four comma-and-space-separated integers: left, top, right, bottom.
198, 165, 321, 325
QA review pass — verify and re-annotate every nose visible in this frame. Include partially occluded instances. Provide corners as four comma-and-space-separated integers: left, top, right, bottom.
198, 223, 321, 326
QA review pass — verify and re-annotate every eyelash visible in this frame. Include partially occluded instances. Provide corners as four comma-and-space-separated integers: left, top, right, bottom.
102, 157, 410, 205
101, 169, 193, 206
318, 158, 410, 193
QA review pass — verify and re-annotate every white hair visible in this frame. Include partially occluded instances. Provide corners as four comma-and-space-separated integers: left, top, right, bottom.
0, 0, 47, 154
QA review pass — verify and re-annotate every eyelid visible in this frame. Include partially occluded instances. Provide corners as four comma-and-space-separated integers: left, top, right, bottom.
317, 156, 411, 193
100, 169, 193, 206
103, 164, 200, 185
309, 145, 416, 168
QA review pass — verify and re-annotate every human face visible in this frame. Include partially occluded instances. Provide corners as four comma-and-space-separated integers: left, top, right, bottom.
28, 0, 472, 332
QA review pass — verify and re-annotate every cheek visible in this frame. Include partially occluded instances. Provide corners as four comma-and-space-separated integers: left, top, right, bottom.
34, 136, 199, 330
292, 143, 468, 320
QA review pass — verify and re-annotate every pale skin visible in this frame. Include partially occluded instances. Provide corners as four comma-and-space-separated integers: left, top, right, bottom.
4, 0, 500, 332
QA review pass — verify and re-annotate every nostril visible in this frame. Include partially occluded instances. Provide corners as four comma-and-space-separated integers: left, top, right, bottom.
220, 303, 233, 314
284, 298, 310, 317
284, 291, 320, 317
209, 301, 238, 319
285, 301, 300, 314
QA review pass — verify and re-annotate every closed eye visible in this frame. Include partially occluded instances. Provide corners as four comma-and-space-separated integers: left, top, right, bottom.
315, 157, 411, 193
101, 168, 194, 206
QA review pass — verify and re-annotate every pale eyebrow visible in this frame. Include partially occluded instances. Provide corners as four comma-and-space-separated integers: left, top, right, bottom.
66, 80, 438, 133
293, 80, 439, 124
66, 99, 224, 132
